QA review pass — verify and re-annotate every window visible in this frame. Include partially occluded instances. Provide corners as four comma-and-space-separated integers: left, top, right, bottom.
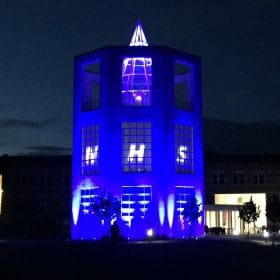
80, 185, 99, 214
122, 122, 151, 172
122, 57, 152, 106
82, 62, 100, 111
175, 186, 195, 222
175, 124, 194, 173
232, 172, 245, 185
121, 185, 152, 227
174, 61, 192, 110
212, 172, 225, 185
252, 172, 265, 184
82, 125, 99, 174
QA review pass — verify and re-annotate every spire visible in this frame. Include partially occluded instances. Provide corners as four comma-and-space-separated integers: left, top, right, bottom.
129, 21, 149, 46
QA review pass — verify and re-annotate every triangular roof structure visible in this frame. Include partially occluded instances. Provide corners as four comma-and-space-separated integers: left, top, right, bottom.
129, 21, 149, 46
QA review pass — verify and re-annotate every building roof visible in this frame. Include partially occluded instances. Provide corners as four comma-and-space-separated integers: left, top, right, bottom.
205, 153, 280, 163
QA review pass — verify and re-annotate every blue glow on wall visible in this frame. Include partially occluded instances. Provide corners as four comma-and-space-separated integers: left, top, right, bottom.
158, 200, 165, 226
72, 22, 204, 240
167, 194, 175, 229
72, 187, 80, 225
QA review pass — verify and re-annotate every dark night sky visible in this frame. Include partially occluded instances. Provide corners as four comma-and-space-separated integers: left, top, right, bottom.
1, 0, 279, 155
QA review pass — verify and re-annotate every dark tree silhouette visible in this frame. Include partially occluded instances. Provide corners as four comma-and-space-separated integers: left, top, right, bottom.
91, 189, 120, 237
239, 196, 260, 241
266, 194, 280, 246
182, 196, 202, 239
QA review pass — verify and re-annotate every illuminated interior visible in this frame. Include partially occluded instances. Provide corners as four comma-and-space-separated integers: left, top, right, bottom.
205, 193, 266, 234
82, 125, 99, 175
122, 57, 152, 106
121, 185, 152, 227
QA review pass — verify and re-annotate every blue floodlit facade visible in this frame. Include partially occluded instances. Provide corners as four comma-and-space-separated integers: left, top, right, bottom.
72, 23, 204, 240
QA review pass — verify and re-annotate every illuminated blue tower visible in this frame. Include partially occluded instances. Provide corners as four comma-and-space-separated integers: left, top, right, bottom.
72, 22, 204, 240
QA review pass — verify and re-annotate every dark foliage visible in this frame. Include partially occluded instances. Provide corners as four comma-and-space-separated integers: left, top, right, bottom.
91, 189, 121, 222
239, 196, 260, 241
182, 196, 202, 239
266, 194, 280, 246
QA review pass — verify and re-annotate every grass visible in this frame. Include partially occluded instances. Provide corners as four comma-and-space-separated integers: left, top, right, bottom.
0, 238, 279, 279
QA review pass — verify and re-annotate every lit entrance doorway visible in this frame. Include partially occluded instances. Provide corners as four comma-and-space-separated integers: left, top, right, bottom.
205, 193, 267, 235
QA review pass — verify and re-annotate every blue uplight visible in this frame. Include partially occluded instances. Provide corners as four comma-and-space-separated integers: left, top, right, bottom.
159, 200, 165, 226
167, 194, 175, 229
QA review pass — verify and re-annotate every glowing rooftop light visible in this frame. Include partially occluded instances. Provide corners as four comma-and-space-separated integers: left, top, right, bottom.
129, 22, 148, 46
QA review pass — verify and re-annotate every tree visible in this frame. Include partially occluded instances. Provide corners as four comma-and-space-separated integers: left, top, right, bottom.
182, 195, 202, 239
239, 196, 260, 241
266, 195, 280, 246
91, 189, 121, 237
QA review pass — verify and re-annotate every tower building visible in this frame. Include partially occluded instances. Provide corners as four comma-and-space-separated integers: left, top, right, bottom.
72, 22, 204, 239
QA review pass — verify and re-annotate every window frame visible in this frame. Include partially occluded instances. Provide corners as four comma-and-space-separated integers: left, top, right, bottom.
122, 122, 152, 172
81, 125, 99, 175
175, 124, 194, 174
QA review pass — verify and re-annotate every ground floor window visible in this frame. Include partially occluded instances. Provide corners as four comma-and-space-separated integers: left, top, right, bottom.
121, 185, 152, 227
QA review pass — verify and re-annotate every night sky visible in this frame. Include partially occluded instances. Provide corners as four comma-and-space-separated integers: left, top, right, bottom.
1, 0, 279, 155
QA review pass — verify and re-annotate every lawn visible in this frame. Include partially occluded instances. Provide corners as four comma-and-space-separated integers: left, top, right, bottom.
0, 238, 279, 279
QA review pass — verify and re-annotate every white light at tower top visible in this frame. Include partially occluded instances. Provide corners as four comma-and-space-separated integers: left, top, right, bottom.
129, 21, 149, 46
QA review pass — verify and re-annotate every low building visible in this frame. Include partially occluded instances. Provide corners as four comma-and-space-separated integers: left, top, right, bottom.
204, 153, 280, 234
0, 153, 279, 239
0, 155, 71, 239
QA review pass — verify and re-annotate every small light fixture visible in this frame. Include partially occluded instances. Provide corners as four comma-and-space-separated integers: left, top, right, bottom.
147, 228, 153, 237
135, 95, 142, 104
263, 230, 269, 238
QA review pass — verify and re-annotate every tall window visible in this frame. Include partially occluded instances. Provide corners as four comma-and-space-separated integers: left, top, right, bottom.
121, 185, 152, 227
212, 172, 225, 185
122, 57, 152, 106
232, 172, 245, 185
174, 61, 192, 111
82, 62, 100, 111
175, 124, 194, 173
175, 186, 195, 220
80, 185, 99, 214
252, 172, 265, 184
122, 122, 151, 172
82, 125, 99, 174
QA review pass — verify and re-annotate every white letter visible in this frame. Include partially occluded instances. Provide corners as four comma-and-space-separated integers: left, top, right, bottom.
176, 145, 188, 164
128, 144, 145, 163
86, 145, 98, 165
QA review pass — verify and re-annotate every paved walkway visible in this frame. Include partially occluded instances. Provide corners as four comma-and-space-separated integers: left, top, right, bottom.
205, 233, 280, 246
